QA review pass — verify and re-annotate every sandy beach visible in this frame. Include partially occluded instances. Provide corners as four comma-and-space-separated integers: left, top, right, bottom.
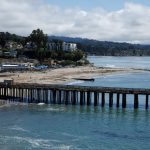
0, 65, 144, 85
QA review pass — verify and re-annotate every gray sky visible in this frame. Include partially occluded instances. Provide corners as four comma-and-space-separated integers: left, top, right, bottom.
1, 0, 150, 43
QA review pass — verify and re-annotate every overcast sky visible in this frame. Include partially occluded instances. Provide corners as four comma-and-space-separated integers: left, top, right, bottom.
1, 0, 150, 43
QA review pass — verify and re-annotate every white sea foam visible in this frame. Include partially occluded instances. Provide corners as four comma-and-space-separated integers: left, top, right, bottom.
10, 125, 29, 132
0, 101, 28, 108
61, 132, 88, 142
0, 104, 10, 108
59, 145, 71, 150
0, 135, 73, 149
46, 107, 64, 112
105, 64, 116, 68
66, 80, 84, 85
37, 103, 45, 106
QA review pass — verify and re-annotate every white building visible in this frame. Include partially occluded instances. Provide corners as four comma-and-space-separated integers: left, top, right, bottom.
62, 42, 77, 51
48, 42, 77, 52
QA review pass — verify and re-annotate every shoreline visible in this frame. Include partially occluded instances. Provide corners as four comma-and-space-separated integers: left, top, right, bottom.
0, 65, 146, 85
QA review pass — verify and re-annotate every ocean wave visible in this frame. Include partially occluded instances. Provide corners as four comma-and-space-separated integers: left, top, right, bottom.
0, 135, 72, 150
0, 102, 28, 109
46, 107, 64, 112
0, 102, 13, 109
10, 125, 29, 132
105, 64, 116, 68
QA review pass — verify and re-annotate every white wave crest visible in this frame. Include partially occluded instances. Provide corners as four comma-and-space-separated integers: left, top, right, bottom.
46, 107, 64, 112
0, 135, 73, 149
37, 103, 45, 106
10, 125, 29, 132
105, 64, 116, 68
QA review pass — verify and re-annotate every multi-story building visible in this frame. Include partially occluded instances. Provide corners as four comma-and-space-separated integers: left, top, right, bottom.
48, 42, 62, 51
62, 42, 77, 51
48, 42, 77, 52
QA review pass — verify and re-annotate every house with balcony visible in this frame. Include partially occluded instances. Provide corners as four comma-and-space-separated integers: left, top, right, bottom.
5, 41, 23, 50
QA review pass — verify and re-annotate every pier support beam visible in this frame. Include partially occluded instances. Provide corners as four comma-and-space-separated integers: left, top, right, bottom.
53, 90, 56, 104
134, 94, 139, 109
109, 93, 113, 107
72, 91, 76, 105
58, 90, 61, 104
21, 89, 24, 102
94, 92, 98, 106
116, 93, 120, 108
12, 88, 15, 101
0, 88, 1, 99
37, 89, 40, 103
31, 89, 33, 103
64, 91, 69, 105
45, 90, 48, 104
87, 92, 91, 106
18, 88, 21, 102
146, 94, 149, 109
4, 87, 7, 99
122, 93, 126, 108
27, 89, 30, 103
101, 93, 105, 107
80, 92, 84, 105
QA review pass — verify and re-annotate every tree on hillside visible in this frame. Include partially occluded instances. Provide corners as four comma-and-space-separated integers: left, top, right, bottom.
0, 32, 6, 47
29, 29, 48, 61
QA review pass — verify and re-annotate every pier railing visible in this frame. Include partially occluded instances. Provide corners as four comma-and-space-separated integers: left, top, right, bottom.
0, 83, 149, 109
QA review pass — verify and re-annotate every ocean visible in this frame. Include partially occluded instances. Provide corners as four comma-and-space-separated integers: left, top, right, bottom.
0, 56, 150, 150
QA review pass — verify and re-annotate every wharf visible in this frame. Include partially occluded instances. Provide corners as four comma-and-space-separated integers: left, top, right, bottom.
0, 82, 149, 109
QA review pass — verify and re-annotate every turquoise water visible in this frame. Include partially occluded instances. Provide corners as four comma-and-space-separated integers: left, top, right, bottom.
0, 104, 150, 150
0, 56, 150, 150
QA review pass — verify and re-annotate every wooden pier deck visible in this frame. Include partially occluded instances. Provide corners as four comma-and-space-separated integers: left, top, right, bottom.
0, 82, 150, 109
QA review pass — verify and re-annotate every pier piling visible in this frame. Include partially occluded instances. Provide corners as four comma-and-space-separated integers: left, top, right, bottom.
109, 93, 113, 107
80, 91, 84, 105
146, 94, 149, 109
116, 93, 120, 108
134, 94, 139, 109
0, 83, 150, 109
122, 94, 126, 108
101, 92, 105, 107
94, 92, 98, 106
87, 92, 91, 106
